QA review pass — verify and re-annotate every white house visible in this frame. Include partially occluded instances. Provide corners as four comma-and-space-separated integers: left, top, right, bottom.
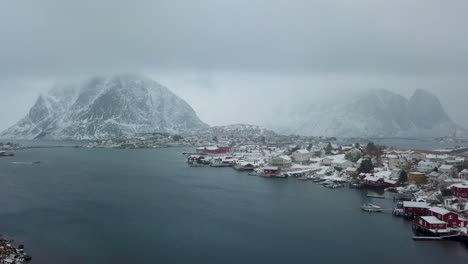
391, 169, 403, 179
332, 159, 354, 170
439, 164, 457, 178
459, 169, 468, 180
270, 155, 292, 168
321, 157, 333, 166
291, 149, 311, 164
389, 157, 408, 170
427, 171, 444, 183
410, 152, 426, 162
417, 160, 438, 173
426, 154, 451, 166
327, 154, 354, 170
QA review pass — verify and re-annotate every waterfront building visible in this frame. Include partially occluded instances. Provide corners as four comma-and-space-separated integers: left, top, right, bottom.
403, 201, 430, 216
291, 149, 311, 164
270, 155, 292, 168
428, 207, 467, 228
414, 216, 448, 232
196, 145, 231, 154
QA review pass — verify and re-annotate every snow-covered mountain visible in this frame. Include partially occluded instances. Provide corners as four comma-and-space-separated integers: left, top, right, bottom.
267, 89, 466, 138
0, 74, 208, 140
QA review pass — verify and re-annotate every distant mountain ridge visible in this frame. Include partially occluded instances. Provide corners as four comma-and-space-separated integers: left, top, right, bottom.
267, 89, 467, 138
2, 82, 465, 140
0, 74, 208, 140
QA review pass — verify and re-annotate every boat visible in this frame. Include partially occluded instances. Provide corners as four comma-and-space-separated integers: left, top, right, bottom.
350, 182, 363, 188
366, 194, 386, 199
361, 203, 382, 212
0, 151, 14, 157
12, 161, 38, 165
310, 177, 325, 183
329, 183, 344, 189
189, 161, 206, 167
319, 180, 333, 186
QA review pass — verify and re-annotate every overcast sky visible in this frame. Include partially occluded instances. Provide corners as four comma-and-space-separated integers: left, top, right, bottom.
1, 0, 468, 131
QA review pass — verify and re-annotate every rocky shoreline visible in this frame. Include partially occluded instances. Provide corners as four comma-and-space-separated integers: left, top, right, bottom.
0, 237, 31, 264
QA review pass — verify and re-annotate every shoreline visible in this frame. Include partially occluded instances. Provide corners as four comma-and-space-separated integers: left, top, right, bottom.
0, 237, 31, 263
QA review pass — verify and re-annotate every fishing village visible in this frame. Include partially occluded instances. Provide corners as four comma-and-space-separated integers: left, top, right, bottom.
186, 139, 468, 246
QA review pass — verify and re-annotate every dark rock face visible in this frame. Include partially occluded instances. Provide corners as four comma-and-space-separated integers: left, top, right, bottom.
408, 89, 451, 129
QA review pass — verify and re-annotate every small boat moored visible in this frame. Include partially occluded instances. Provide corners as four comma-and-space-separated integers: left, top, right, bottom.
361, 203, 382, 212
366, 194, 386, 199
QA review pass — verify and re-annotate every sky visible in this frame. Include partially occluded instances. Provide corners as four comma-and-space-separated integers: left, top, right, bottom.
1, 0, 468, 131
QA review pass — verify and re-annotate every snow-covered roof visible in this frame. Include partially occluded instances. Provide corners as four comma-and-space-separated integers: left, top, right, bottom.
278, 155, 292, 161
295, 149, 310, 154
374, 170, 392, 179
451, 183, 468, 189
428, 171, 442, 178
237, 161, 255, 166
324, 154, 350, 164
418, 160, 435, 166
420, 216, 446, 225
409, 171, 425, 175
197, 146, 219, 150
384, 179, 397, 185
403, 201, 429, 209
364, 175, 381, 182
426, 154, 450, 160
439, 164, 454, 170
429, 207, 451, 215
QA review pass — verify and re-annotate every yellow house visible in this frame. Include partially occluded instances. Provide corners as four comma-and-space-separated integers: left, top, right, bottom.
408, 172, 427, 184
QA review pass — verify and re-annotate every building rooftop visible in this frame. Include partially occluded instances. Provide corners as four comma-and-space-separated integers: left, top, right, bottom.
429, 207, 451, 215
403, 201, 429, 209
295, 149, 310, 154
439, 164, 454, 170
420, 216, 446, 225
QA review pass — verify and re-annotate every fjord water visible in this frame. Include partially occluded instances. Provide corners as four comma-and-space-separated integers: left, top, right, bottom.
0, 147, 467, 263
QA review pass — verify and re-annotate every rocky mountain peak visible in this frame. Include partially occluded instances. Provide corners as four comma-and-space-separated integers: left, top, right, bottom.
1, 74, 208, 140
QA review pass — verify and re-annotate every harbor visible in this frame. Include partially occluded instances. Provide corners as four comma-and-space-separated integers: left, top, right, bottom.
186, 141, 468, 246
1, 145, 468, 263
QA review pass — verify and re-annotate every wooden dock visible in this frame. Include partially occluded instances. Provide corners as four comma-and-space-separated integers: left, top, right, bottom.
413, 236, 442, 241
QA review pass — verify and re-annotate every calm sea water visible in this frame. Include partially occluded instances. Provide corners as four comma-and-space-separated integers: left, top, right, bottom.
0, 147, 467, 263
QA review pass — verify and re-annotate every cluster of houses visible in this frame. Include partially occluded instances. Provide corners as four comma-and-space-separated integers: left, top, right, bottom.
190, 142, 468, 184
188, 141, 468, 240
0, 142, 19, 150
